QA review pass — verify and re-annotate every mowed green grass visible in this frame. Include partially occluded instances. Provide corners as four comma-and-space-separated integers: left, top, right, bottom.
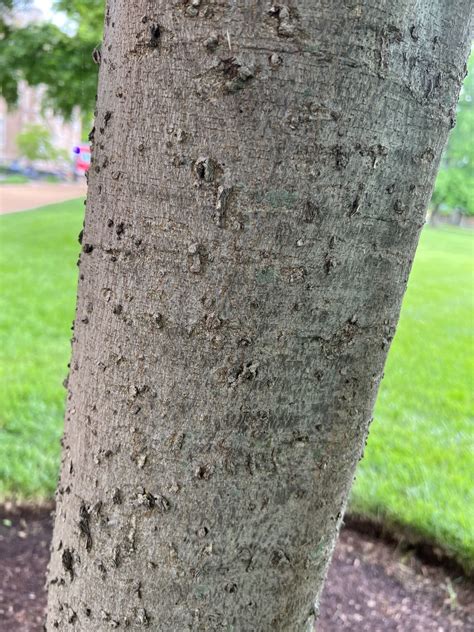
352, 227, 474, 571
0, 201, 473, 570
0, 175, 30, 185
0, 200, 83, 498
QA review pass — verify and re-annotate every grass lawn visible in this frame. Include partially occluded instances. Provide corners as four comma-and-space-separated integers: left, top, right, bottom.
351, 227, 474, 572
0, 201, 473, 571
0, 175, 30, 185
0, 200, 82, 499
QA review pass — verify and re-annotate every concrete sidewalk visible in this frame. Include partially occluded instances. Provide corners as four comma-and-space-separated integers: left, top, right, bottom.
0, 182, 87, 214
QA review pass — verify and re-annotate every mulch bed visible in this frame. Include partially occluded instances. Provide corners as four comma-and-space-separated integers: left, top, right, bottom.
1, 506, 472, 631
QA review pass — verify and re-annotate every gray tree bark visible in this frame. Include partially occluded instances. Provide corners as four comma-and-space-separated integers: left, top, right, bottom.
46, 2, 472, 630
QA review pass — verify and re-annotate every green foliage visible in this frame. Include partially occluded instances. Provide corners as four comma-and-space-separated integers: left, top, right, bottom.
54, 0, 104, 28
432, 167, 473, 215
433, 52, 474, 215
0, 0, 27, 10
16, 123, 55, 161
0, 0, 103, 118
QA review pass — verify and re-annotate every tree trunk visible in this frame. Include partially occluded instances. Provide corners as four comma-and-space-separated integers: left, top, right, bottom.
46, 2, 472, 630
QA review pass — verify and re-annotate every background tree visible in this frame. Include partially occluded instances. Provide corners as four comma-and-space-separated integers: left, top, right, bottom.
432, 53, 474, 216
0, 0, 103, 118
45, 1, 472, 630
16, 123, 56, 161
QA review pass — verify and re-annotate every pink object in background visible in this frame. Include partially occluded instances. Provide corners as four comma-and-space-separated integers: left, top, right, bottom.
73, 144, 91, 176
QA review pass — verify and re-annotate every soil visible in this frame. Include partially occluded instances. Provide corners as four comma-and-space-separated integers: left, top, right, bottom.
0, 183, 87, 214
0, 506, 472, 631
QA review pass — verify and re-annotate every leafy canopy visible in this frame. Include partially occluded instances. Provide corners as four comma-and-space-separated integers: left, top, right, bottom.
433, 53, 474, 215
16, 123, 56, 161
0, 0, 103, 118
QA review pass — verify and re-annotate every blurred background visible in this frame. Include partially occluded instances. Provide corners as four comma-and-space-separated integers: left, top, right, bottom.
0, 0, 473, 582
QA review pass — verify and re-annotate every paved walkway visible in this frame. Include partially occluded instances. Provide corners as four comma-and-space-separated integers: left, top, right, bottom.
0, 183, 87, 214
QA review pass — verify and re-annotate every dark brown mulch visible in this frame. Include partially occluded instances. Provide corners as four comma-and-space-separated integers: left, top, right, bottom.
0, 507, 52, 631
0, 507, 473, 631
319, 529, 473, 631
